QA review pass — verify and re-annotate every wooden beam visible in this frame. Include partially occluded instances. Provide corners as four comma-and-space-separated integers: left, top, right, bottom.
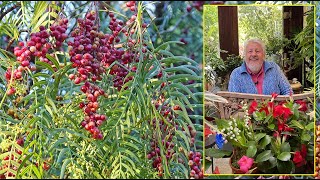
218, 6, 239, 61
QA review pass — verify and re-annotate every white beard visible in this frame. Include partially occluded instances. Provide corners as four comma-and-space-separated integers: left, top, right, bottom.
246, 61, 263, 74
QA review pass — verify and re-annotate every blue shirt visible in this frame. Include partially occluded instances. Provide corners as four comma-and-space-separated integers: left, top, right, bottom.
228, 61, 293, 95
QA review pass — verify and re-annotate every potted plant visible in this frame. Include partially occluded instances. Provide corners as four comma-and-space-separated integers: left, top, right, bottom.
211, 93, 314, 174
204, 49, 243, 91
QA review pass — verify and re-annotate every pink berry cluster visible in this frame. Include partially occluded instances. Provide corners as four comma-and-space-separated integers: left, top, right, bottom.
68, 1, 147, 139
79, 82, 107, 139
49, 18, 68, 49
188, 151, 203, 179
147, 102, 177, 177
126, 1, 136, 12
5, 18, 69, 96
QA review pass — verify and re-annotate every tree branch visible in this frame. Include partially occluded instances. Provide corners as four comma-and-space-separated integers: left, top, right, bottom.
0, 3, 20, 21
6, 38, 14, 51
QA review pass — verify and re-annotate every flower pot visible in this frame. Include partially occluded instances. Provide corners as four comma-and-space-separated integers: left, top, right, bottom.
229, 149, 258, 174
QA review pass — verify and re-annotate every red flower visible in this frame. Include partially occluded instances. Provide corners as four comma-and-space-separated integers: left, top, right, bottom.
259, 102, 274, 115
271, 92, 278, 99
301, 144, 307, 158
273, 131, 280, 138
284, 125, 293, 132
293, 151, 306, 167
295, 100, 308, 112
273, 105, 292, 120
277, 120, 293, 133
204, 124, 215, 137
277, 121, 285, 132
248, 100, 258, 114
238, 156, 254, 173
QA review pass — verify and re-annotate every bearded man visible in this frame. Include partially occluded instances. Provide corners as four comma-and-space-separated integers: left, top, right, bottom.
228, 38, 292, 95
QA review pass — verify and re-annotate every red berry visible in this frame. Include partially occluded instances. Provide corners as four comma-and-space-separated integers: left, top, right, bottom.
18, 41, 24, 47
173, 105, 181, 110
7, 87, 16, 96
21, 60, 30, 67
187, 5, 192, 12
43, 162, 50, 171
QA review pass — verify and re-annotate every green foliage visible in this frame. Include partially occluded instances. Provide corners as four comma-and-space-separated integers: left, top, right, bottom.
238, 6, 284, 56
290, 6, 315, 85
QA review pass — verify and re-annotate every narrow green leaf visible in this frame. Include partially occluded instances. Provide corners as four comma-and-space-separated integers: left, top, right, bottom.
36, 61, 55, 73
93, 171, 103, 179
60, 159, 71, 179
170, 91, 194, 111
32, 165, 41, 179
118, 147, 139, 162
18, 165, 31, 178
33, 72, 51, 78
158, 49, 175, 57
164, 66, 197, 76
44, 104, 54, 118
32, 12, 49, 33
167, 74, 201, 82
121, 162, 135, 177
46, 97, 58, 114
121, 154, 137, 171
146, 64, 160, 79
26, 129, 37, 142
17, 152, 34, 175
57, 148, 69, 164
122, 141, 139, 151
46, 54, 60, 70
175, 130, 190, 152
169, 83, 197, 102
154, 41, 184, 52
290, 120, 304, 129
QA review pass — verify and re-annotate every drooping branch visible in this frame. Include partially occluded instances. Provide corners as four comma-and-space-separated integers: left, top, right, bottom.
6, 38, 14, 51
0, 3, 21, 21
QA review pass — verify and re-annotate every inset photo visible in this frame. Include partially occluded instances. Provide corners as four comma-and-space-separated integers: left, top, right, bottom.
203, 4, 315, 175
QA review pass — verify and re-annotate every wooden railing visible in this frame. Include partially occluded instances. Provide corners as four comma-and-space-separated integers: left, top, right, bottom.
206, 91, 314, 119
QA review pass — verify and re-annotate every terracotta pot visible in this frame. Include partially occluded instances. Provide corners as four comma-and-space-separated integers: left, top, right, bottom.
229, 149, 258, 174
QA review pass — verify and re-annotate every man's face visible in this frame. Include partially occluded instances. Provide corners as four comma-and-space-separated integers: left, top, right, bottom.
245, 42, 265, 74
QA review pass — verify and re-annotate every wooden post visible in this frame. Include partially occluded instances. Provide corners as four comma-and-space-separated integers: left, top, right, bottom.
218, 6, 239, 61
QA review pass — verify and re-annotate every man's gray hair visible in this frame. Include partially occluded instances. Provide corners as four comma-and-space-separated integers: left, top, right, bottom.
244, 38, 266, 58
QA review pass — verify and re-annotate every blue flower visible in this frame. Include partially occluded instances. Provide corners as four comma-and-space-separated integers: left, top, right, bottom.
215, 133, 224, 149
